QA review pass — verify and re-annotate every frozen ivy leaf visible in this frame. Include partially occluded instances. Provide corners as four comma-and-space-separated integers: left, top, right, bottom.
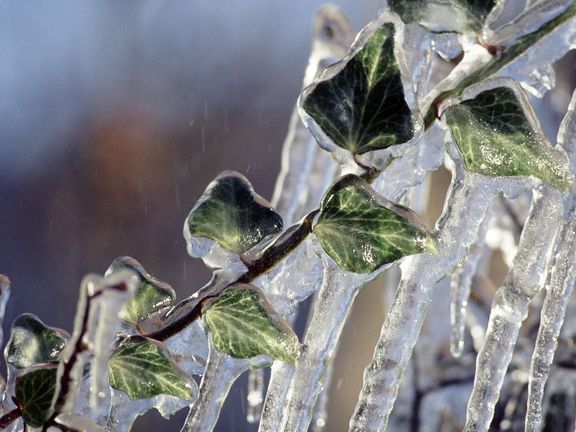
313, 175, 436, 273
186, 171, 283, 255
203, 284, 301, 366
302, 22, 414, 155
108, 336, 197, 401
389, 0, 498, 33
15, 365, 57, 428
445, 86, 572, 191
6, 313, 68, 369
107, 257, 176, 326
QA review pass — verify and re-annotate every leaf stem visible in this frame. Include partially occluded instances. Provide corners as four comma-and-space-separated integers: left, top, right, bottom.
0, 407, 22, 428
147, 209, 319, 342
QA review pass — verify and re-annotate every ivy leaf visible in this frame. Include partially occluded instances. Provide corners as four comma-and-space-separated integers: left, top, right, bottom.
186, 171, 283, 255
313, 175, 436, 273
302, 21, 415, 156
203, 284, 301, 366
389, 0, 499, 33
107, 257, 176, 326
6, 314, 68, 369
108, 336, 198, 401
15, 365, 58, 428
445, 86, 572, 191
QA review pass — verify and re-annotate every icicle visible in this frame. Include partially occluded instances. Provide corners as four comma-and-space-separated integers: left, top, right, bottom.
0, 276, 11, 395
525, 206, 576, 431
311, 351, 335, 432
255, 7, 354, 427
246, 368, 265, 424
181, 345, 258, 432
258, 362, 294, 432
525, 87, 576, 431
464, 187, 562, 432
350, 166, 496, 432
450, 212, 491, 357
278, 259, 364, 432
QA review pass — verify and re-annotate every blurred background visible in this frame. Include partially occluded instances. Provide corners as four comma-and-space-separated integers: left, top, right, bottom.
1, 1, 575, 431
0, 1, 381, 430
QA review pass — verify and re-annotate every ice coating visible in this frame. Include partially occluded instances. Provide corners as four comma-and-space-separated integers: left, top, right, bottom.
165, 321, 208, 377
51, 270, 137, 419
89, 272, 137, 416
298, 12, 421, 168
106, 388, 190, 432
350, 165, 495, 432
487, 0, 573, 47
494, 11, 576, 98
464, 186, 562, 431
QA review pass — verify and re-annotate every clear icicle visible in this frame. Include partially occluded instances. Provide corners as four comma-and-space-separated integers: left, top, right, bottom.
257, 7, 354, 429
311, 353, 335, 432
525, 87, 576, 431
259, 362, 294, 432
450, 211, 491, 357
181, 344, 265, 432
350, 167, 496, 432
0, 276, 11, 395
278, 259, 365, 432
464, 187, 563, 432
525, 203, 576, 431
246, 368, 265, 424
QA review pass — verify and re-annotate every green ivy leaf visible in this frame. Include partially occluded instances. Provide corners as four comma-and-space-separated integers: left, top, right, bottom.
186, 171, 283, 255
107, 257, 176, 326
15, 365, 57, 428
302, 22, 414, 155
203, 284, 301, 366
445, 86, 572, 191
389, 0, 498, 33
108, 336, 197, 401
313, 175, 436, 273
6, 314, 68, 369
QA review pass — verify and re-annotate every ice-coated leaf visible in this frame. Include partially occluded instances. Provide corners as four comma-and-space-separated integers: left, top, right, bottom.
445, 86, 572, 191
388, 0, 498, 33
203, 284, 301, 365
313, 175, 436, 273
106, 257, 176, 326
15, 365, 57, 428
6, 314, 68, 369
185, 171, 283, 255
108, 336, 197, 401
302, 22, 414, 155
